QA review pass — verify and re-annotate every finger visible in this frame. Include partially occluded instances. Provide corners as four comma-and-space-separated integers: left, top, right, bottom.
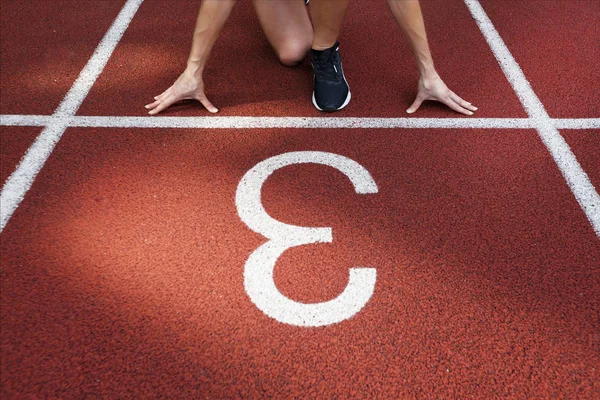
198, 95, 219, 113
443, 98, 473, 116
450, 92, 478, 111
406, 95, 426, 114
155, 91, 170, 101
145, 99, 161, 110
148, 95, 177, 115
148, 102, 168, 115
449, 91, 471, 104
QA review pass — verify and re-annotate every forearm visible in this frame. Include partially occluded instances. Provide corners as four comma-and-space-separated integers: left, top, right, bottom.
187, 0, 237, 72
386, 0, 436, 78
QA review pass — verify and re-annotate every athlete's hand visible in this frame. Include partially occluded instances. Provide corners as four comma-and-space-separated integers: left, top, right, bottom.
145, 68, 218, 115
406, 74, 477, 116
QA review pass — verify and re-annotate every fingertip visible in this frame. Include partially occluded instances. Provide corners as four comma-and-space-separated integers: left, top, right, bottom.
406, 109, 414, 114
203, 102, 218, 113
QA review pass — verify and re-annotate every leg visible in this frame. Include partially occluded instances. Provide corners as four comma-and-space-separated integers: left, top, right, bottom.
309, 0, 349, 50
307, 0, 351, 112
253, 0, 313, 66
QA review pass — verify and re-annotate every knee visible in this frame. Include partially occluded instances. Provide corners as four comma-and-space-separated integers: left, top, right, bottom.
277, 38, 312, 66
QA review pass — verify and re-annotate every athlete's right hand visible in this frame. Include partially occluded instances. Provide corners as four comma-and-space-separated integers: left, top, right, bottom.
145, 68, 218, 115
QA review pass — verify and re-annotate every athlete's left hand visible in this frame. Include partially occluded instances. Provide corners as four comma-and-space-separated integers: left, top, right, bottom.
407, 74, 477, 115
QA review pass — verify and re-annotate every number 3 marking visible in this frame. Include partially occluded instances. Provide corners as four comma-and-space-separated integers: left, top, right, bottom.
236, 151, 378, 327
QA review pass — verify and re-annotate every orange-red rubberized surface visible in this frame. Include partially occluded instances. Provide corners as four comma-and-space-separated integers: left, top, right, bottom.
2, 128, 599, 398
2, 0, 599, 398
0, 0, 125, 115
77, 0, 526, 118
480, 0, 600, 118
562, 130, 600, 190
0, 128, 40, 184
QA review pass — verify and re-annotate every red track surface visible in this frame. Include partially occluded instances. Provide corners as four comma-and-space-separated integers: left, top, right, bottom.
481, 0, 600, 118
1, 0, 599, 398
563, 130, 600, 190
0, 128, 39, 184
0, 0, 125, 115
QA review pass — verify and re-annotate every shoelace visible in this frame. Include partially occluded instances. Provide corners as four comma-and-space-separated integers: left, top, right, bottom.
313, 48, 341, 82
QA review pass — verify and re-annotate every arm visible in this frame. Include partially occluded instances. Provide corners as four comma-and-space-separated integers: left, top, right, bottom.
187, 0, 237, 71
146, 0, 237, 115
386, 0, 477, 115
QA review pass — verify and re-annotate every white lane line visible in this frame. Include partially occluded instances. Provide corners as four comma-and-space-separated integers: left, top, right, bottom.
0, 115, 539, 129
465, 0, 600, 237
69, 116, 534, 129
0, 0, 144, 232
554, 119, 600, 130
2, 115, 597, 129
0, 115, 53, 127
0, 115, 531, 129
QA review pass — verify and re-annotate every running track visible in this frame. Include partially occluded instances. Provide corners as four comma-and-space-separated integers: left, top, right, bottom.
1, 0, 599, 398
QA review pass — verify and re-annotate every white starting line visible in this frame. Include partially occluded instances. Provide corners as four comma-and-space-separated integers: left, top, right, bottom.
0, 0, 599, 238
1, 115, 600, 130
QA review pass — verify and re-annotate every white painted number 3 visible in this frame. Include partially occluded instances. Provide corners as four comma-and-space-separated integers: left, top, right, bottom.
236, 151, 378, 327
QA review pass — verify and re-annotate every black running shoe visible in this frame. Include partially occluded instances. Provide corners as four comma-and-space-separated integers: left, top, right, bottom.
311, 42, 351, 112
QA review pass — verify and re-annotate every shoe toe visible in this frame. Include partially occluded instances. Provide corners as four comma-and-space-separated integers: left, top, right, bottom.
314, 83, 349, 111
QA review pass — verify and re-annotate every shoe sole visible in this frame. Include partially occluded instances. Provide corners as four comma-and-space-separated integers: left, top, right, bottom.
312, 89, 351, 113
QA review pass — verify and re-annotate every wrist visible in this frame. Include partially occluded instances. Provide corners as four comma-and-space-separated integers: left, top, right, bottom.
419, 68, 439, 82
418, 62, 438, 79
413, 48, 435, 75
185, 60, 204, 77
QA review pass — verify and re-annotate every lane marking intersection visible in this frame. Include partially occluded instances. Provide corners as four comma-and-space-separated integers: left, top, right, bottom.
464, 0, 600, 237
0, 0, 145, 232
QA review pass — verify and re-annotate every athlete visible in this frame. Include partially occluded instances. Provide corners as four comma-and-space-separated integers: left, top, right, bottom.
145, 0, 476, 115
